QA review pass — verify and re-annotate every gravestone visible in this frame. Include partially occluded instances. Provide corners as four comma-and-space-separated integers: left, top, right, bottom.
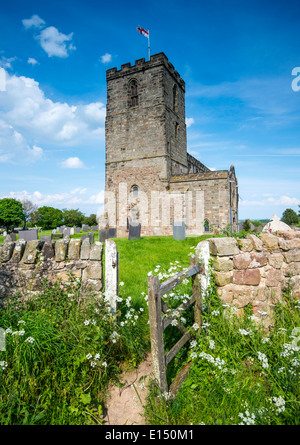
18, 229, 38, 241
81, 232, 94, 244
91, 226, 98, 232
70, 227, 75, 235
63, 227, 71, 237
51, 233, 63, 240
99, 229, 109, 242
52, 229, 57, 235
60, 226, 66, 233
128, 221, 141, 240
173, 222, 186, 240
40, 235, 51, 242
82, 224, 89, 232
75, 227, 81, 233
108, 228, 116, 238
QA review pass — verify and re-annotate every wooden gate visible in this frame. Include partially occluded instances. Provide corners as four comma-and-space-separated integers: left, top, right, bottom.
147, 255, 203, 400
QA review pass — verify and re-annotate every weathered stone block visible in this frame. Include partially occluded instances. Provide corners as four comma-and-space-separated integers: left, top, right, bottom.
0, 242, 15, 263
283, 249, 300, 264
55, 239, 69, 262
209, 237, 239, 256
268, 253, 284, 269
283, 262, 300, 277
246, 234, 263, 251
260, 233, 279, 250
80, 238, 90, 260
214, 271, 232, 286
212, 256, 233, 272
249, 252, 268, 268
11, 241, 26, 263
21, 240, 42, 264
233, 269, 261, 285
233, 252, 251, 270
41, 241, 55, 260
238, 239, 253, 252
90, 241, 103, 261
266, 269, 283, 287
82, 263, 102, 280
68, 239, 81, 260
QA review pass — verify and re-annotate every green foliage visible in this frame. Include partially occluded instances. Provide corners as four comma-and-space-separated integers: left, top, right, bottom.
0, 198, 25, 231
243, 219, 251, 232
281, 208, 299, 226
62, 208, 85, 227
144, 277, 300, 426
0, 275, 147, 425
33, 206, 64, 230
83, 214, 98, 226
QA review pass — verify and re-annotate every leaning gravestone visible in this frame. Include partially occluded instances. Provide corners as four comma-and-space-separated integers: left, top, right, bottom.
18, 229, 38, 241
128, 221, 141, 240
108, 228, 116, 238
173, 221, 186, 240
4, 233, 17, 243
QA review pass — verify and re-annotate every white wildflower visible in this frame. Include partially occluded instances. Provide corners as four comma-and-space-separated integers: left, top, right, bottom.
25, 337, 35, 343
257, 351, 269, 369
84, 320, 90, 326
0, 361, 8, 370
192, 323, 199, 331
238, 328, 252, 336
86, 353, 92, 360
102, 361, 107, 368
119, 281, 124, 286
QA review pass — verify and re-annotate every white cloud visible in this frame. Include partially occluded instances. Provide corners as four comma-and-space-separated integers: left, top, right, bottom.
0, 70, 106, 163
22, 15, 76, 58
22, 15, 46, 29
70, 187, 88, 195
0, 56, 17, 69
101, 53, 112, 64
60, 157, 87, 169
37, 26, 76, 58
240, 195, 300, 207
27, 57, 39, 65
186, 117, 195, 128
88, 191, 104, 204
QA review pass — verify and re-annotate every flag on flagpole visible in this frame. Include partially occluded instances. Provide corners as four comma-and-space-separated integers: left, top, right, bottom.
137, 26, 150, 60
137, 26, 149, 38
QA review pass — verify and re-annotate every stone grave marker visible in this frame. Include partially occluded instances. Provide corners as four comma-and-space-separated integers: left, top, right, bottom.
91, 226, 98, 231
81, 232, 94, 244
99, 229, 109, 242
173, 221, 186, 240
108, 228, 116, 238
82, 224, 89, 232
40, 235, 51, 242
128, 221, 141, 240
75, 227, 81, 233
4, 233, 17, 243
63, 227, 71, 238
70, 227, 75, 235
18, 229, 38, 241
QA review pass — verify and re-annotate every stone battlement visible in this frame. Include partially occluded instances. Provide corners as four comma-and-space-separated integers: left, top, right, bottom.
106, 52, 185, 89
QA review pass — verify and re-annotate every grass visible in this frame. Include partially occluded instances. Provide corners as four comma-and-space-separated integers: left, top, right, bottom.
0, 234, 299, 425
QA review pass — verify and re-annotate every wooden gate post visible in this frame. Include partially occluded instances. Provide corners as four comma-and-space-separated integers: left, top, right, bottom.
147, 275, 168, 394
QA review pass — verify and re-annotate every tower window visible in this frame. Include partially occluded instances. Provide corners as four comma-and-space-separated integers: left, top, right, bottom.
129, 79, 138, 107
131, 185, 139, 197
175, 122, 179, 138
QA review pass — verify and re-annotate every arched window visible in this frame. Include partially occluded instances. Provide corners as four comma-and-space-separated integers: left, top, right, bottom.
131, 185, 139, 197
129, 79, 138, 107
204, 219, 210, 232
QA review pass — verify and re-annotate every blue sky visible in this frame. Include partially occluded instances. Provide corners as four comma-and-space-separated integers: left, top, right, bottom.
0, 0, 299, 221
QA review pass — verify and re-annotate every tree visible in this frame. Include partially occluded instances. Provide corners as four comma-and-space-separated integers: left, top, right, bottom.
62, 208, 85, 227
281, 208, 299, 226
19, 199, 38, 229
0, 198, 25, 232
83, 213, 98, 226
35, 206, 64, 230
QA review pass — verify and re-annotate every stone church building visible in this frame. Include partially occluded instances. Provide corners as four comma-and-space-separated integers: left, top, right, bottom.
104, 52, 238, 237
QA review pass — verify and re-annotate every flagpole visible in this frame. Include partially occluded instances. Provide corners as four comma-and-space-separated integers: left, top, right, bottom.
148, 29, 150, 61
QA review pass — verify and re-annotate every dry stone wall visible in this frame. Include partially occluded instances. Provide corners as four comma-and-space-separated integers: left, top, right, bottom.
206, 230, 300, 327
0, 238, 103, 302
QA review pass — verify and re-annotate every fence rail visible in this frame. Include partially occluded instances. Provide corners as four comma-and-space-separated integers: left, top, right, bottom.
147, 255, 203, 399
